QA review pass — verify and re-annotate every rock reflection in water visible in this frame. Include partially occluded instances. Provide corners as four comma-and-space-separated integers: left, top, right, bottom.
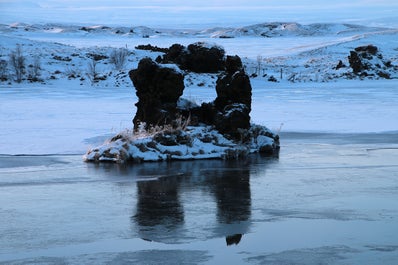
130, 156, 273, 245
226, 234, 243, 246
134, 175, 184, 229
201, 163, 251, 245
205, 166, 251, 224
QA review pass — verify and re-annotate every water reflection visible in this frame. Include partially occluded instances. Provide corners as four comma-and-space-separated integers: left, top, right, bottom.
226, 234, 243, 246
128, 155, 276, 245
205, 166, 251, 224
87, 154, 277, 245
134, 175, 184, 230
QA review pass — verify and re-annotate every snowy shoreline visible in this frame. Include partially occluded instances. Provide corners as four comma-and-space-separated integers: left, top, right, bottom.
83, 124, 280, 163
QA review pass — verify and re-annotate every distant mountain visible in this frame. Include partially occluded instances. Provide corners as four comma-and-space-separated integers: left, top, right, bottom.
0, 22, 389, 39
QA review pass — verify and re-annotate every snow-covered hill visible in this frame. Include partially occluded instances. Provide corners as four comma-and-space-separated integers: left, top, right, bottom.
0, 21, 397, 87
0, 22, 391, 39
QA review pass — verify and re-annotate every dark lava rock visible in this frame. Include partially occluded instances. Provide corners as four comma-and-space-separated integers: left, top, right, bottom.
129, 58, 184, 129
188, 102, 218, 126
335, 60, 346, 70
185, 43, 225, 73
355, 44, 378, 55
178, 54, 252, 141
210, 55, 252, 140
86, 43, 280, 163
160, 42, 225, 73
348, 51, 363, 74
135, 44, 169, 53
215, 103, 251, 140
267, 76, 278, 82
347, 44, 391, 78
225, 55, 243, 74
129, 50, 273, 147
161, 44, 187, 68
215, 55, 252, 111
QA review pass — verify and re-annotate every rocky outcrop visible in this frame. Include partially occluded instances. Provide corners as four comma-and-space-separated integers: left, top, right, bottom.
158, 42, 225, 73
214, 103, 251, 140
129, 58, 184, 129
185, 55, 253, 141
215, 55, 252, 111
335, 60, 346, 70
347, 45, 393, 79
85, 43, 279, 163
129, 55, 253, 141
213, 55, 252, 140
135, 44, 168, 53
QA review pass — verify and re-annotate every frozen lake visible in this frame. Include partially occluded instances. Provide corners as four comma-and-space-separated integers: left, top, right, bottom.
1, 80, 398, 155
0, 80, 398, 264
0, 134, 397, 264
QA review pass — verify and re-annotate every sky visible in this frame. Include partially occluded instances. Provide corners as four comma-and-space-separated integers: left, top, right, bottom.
1, 0, 398, 28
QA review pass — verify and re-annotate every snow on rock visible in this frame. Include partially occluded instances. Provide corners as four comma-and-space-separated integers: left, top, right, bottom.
248, 30, 398, 83
345, 44, 396, 79
83, 124, 279, 163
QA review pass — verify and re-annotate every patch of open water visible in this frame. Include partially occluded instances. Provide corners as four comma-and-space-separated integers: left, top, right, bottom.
1, 133, 397, 264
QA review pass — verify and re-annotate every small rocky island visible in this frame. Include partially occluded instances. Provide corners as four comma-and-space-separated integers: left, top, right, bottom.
84, 42, 280, 163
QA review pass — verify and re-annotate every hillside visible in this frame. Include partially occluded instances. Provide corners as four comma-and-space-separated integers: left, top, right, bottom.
1, 22, 397, 88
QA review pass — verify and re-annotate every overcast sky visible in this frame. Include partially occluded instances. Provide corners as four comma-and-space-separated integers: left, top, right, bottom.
1, 0, 397, 27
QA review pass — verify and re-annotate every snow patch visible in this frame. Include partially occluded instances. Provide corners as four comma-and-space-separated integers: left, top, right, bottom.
84, 125, 279, 163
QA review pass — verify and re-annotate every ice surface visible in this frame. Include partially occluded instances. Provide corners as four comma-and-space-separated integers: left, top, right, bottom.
249, 79, 398, 133
1, 80, 397, 155
0, 85, 134, 155
0, 139, 397, 264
